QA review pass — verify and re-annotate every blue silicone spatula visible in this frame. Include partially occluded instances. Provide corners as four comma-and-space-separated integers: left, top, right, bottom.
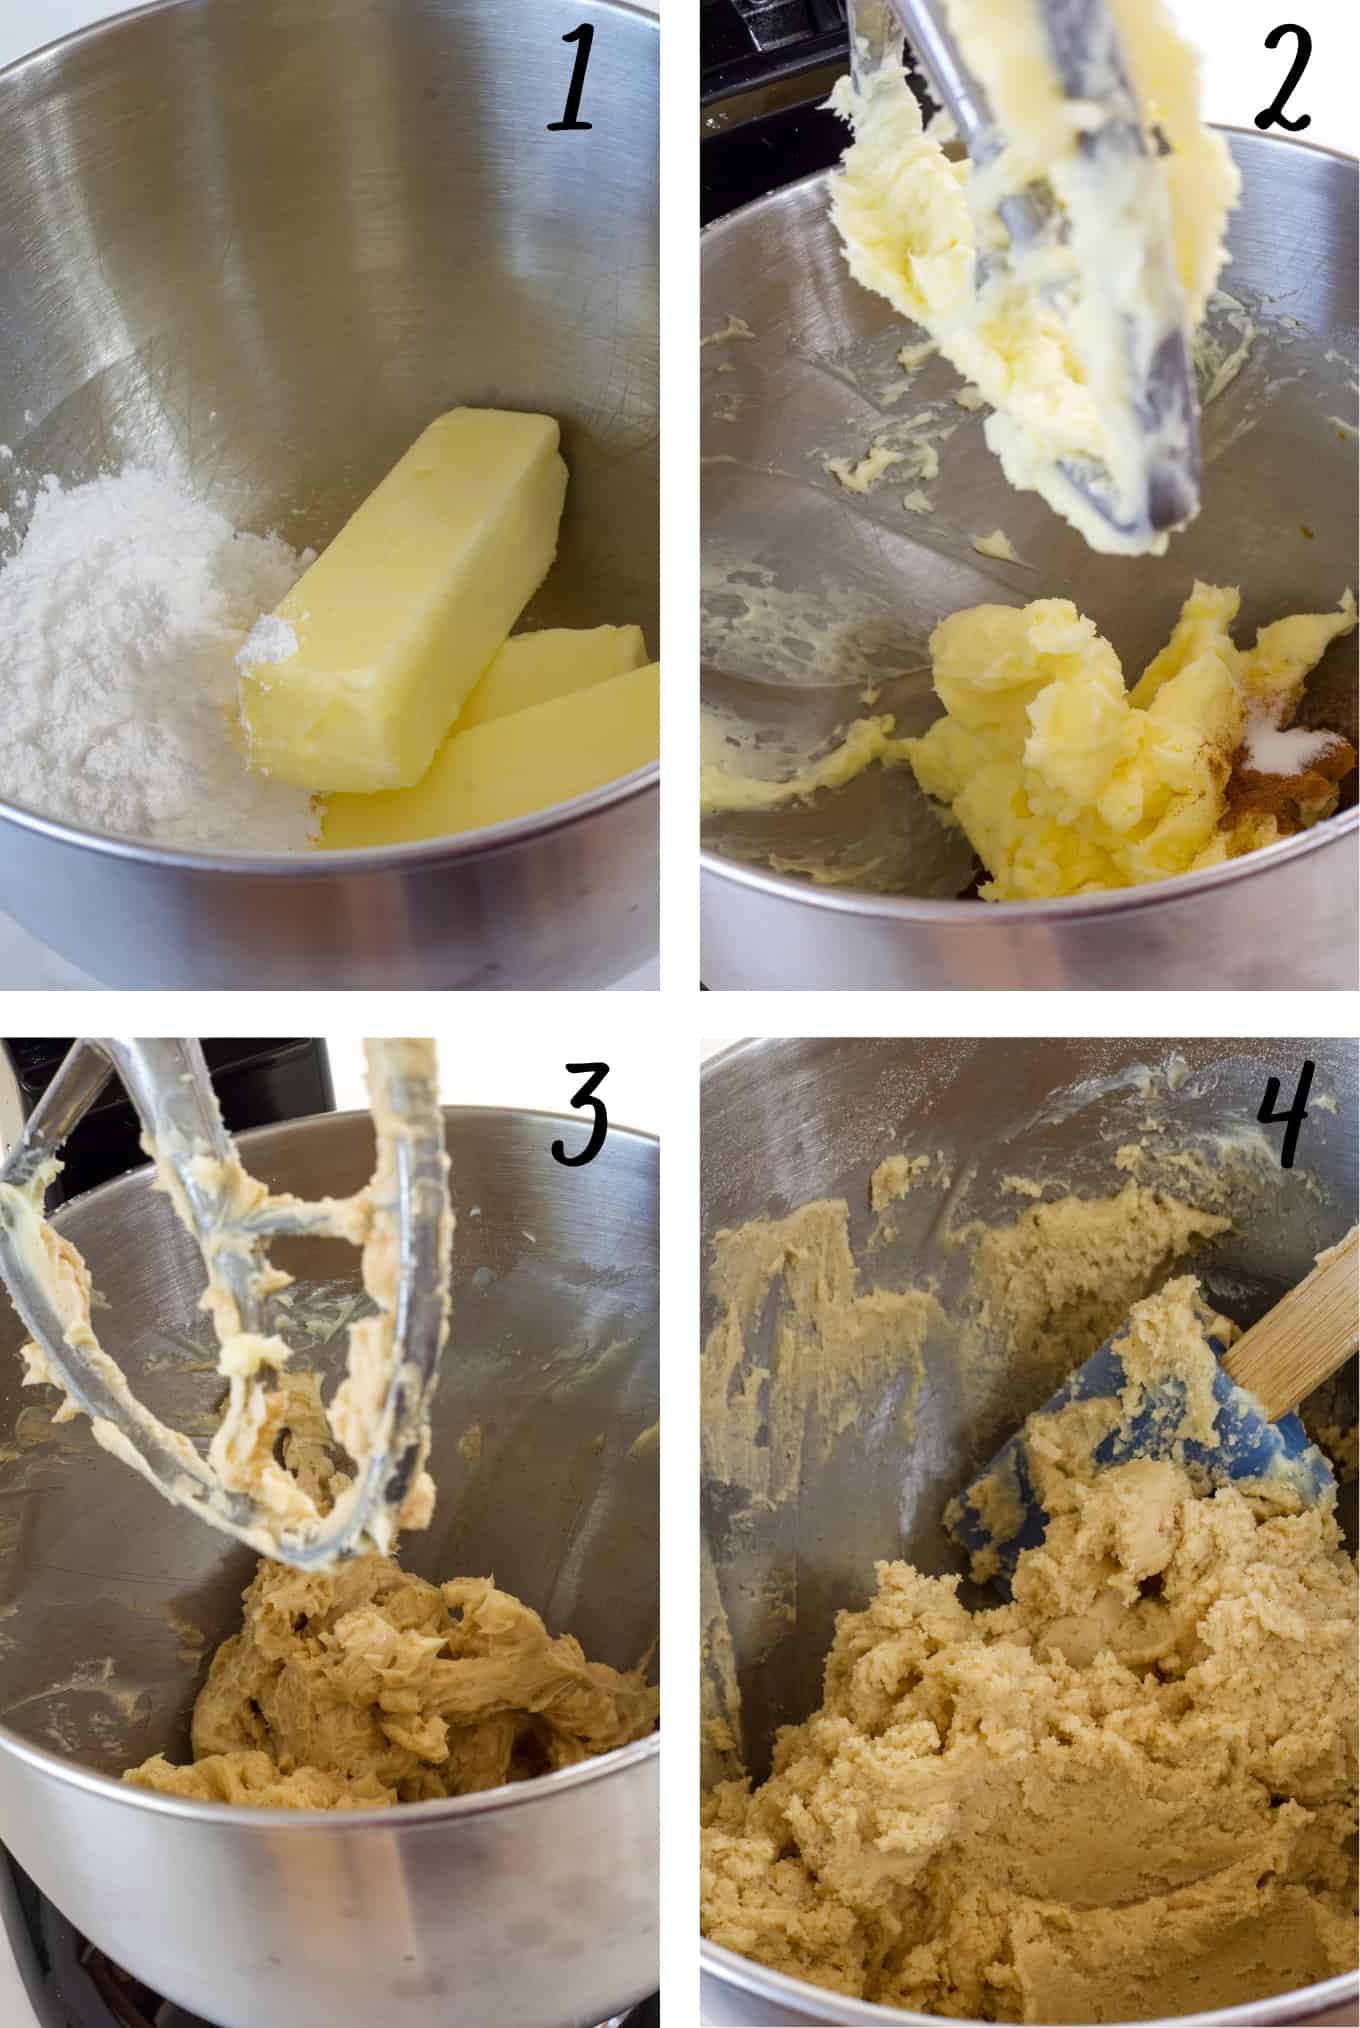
947, 1228, 1358, 1591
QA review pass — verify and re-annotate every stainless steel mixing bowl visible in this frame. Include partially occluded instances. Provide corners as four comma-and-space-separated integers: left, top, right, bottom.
700, 1037, 1359, 2027
701, 132, 1359, 991
0, 1105, 659, 2028
0, 0, 658, 990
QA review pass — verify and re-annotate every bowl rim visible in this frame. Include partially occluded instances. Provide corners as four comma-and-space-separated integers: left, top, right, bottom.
699, 1938, 1360, 2028
701, 804, 1359, 925
1, 0, 660, 87
0, 0, 660, 876
0, 761, 660, 876
0, 1719, 660, 1831
0, 1101, 661, 1830
700, 123, 1360, 245
700, 126, 1359, 928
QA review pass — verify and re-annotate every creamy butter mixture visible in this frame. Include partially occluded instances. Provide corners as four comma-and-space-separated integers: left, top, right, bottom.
126, 1551, 657, 1810
702, 1274, 1357, 2023
700, 582, 1357, 900
905, 582, 1357, 899
830, 0, 1240, 552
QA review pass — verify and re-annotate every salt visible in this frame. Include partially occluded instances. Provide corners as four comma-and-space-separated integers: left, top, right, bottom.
0, 466, 319, 852
1244, 718, 1341, 776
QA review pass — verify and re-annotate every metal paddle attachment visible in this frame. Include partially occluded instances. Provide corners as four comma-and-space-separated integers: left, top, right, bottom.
0, 1038, 451, 1569
848, 0, 1201, 548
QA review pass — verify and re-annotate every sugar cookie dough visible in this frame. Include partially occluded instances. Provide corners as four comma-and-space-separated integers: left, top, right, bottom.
829, 1, 1239, 552
126, 1552, 657, 1810
701, 1284, 1357, 2022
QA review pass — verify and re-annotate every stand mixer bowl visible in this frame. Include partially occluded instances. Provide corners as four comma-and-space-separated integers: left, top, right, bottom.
0, 1105, 660, 2028
700, 1036, 1358, 2027
701, 131, 1359, 990
0, 0, 659, 989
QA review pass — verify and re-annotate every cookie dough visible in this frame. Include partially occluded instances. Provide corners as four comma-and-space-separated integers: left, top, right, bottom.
126, 1552, 657, 1811
701, 1287, 1357, 2022
829, 1, 1239, 553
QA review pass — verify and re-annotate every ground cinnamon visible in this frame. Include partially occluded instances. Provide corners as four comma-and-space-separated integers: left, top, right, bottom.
1222, 734, 1356, 836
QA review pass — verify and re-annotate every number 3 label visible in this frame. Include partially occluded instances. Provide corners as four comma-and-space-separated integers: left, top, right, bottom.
552, 1064, 609, 1167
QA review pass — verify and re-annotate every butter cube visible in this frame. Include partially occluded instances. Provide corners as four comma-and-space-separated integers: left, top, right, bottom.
239, 409, 568, 792
460, 625, 648, 731
322, 663, 659, 849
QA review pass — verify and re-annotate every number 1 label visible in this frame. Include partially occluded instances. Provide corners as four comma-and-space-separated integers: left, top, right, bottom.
549, 23, 595, 132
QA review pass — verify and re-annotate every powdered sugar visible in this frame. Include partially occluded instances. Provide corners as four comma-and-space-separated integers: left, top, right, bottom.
236, 612, 299, 670
0, 466, 319, 852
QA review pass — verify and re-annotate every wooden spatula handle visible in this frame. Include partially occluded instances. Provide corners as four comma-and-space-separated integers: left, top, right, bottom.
1222, 1227, 1358, 1423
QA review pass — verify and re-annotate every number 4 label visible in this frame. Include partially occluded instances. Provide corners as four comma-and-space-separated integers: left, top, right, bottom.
549, 24, 594, 131
1257, 1058, 1315, 1169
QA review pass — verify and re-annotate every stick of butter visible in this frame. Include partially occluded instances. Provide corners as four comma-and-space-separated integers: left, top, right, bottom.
239, 409, 568, 792
459, 624, 647, 731
322, 662, 659, 849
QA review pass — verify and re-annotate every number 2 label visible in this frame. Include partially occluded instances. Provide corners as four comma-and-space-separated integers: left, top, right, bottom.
1255, 23, 1312, 132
